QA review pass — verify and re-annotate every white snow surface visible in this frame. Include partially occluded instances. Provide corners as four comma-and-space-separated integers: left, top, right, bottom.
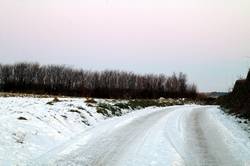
0, 97, 250, 166
0, 97, 105, 165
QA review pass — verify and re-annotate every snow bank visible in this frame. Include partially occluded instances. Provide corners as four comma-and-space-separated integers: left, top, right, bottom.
0, 97, 113, 165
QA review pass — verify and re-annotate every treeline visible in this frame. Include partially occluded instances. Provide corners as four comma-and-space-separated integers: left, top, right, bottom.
0, 63, 197, 99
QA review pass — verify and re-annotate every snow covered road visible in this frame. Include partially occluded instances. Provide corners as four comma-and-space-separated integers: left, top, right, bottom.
33, 105, 250, 166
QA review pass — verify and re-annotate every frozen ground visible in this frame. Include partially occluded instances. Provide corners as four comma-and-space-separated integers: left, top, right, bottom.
0, 97, 250, 166
0, 97, 116, 165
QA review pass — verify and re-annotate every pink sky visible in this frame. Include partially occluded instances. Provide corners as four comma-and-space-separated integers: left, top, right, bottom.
0, 0, 250, 91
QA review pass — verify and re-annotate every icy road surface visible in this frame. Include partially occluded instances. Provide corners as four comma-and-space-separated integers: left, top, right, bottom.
33, 105, 250, 166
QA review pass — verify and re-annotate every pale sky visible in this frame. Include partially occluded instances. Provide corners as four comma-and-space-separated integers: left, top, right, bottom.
0, 0, 250, 92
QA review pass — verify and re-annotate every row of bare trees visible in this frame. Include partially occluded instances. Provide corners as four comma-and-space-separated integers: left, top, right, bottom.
0, 63, 197, 98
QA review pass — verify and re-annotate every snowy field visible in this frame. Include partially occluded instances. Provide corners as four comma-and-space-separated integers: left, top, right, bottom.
0, 97, 129, 165
0, 97, 250, 166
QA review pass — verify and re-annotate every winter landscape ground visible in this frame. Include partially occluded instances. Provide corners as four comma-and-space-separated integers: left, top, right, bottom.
0, 97, 249, 166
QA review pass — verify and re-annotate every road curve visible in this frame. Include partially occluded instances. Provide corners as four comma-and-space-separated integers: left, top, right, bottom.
33, 105, 250, 166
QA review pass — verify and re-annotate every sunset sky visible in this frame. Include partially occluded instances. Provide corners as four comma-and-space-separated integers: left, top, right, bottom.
0, 0, 250, 92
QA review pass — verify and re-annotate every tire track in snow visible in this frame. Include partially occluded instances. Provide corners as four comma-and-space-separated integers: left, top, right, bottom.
183, 107, 246, 166
184, 108, 218, 166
